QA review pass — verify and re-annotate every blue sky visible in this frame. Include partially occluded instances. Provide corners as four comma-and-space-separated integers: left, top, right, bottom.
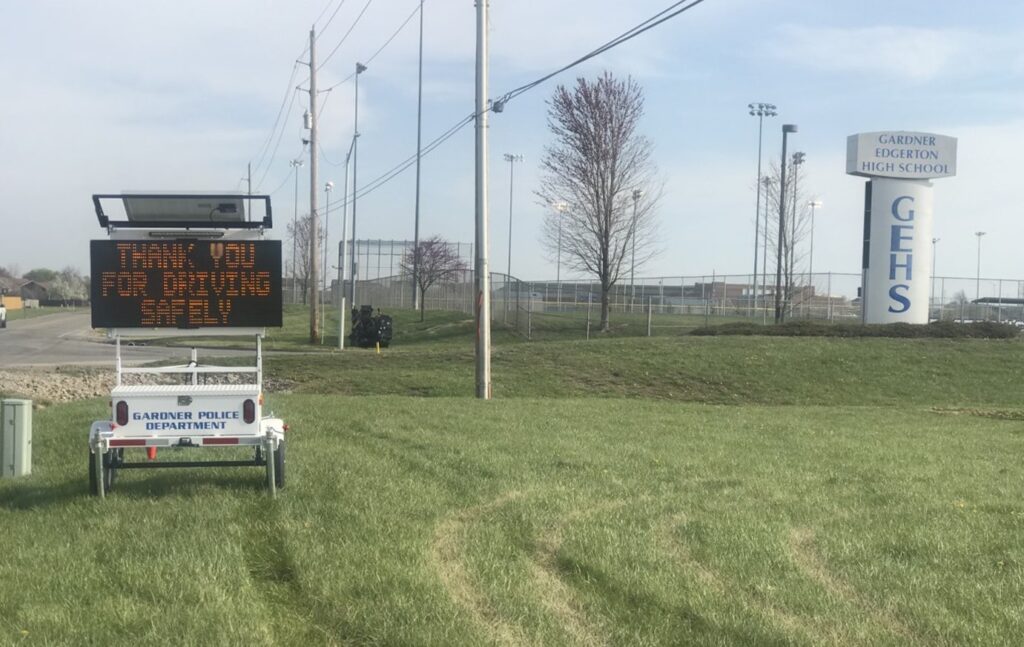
2, 0, 1023, 288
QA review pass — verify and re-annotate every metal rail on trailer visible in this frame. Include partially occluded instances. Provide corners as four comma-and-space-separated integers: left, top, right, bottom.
88, 193, 286, 497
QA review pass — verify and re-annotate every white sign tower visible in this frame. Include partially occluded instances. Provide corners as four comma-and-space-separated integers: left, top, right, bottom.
846, 131, 957, 324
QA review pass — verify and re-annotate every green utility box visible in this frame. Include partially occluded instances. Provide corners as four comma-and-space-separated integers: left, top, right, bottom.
1, 398, 32, 477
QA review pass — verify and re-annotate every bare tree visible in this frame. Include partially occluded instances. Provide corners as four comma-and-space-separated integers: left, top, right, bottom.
286, 214, 323, 305
400, 236, 467, 321
760, 161, 815, 319
536, 72, 661, 332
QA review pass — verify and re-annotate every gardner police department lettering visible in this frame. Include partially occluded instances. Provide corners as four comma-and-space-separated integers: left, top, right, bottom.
133, 410, 239, 431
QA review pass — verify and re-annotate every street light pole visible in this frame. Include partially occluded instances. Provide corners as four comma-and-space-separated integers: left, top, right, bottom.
504, 153, 522, 320
975, 231, 986, 300
748, 102, 776, 316
775, 124, 797, 323
630, 189, 642, 309
350, 62, 367, 310
289, 158, 304, 304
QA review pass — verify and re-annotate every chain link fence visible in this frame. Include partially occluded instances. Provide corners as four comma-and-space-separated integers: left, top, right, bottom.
290, 270, 1024, 339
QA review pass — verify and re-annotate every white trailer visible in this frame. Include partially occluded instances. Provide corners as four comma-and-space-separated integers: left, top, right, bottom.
87, 193, 287, 497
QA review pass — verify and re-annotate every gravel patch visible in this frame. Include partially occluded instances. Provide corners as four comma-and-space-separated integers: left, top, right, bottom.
0, 367, 294, 404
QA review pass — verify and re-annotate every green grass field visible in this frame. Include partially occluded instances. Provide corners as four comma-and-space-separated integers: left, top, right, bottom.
2, 310, 1023, 645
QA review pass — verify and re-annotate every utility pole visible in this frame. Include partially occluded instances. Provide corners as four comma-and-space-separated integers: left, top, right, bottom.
339, 141, 353, 351
412, 0, 425, 310
308, 27, 321, 344
474, 0, 491, 400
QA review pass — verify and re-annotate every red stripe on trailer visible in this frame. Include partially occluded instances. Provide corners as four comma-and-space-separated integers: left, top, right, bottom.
203, 437, 240, 445
109, 439, 147, 447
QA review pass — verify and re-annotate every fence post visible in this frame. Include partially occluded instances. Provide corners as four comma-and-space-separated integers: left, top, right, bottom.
586, 293, 592, 340
528, 296, 533, 341
647, 297, 653, 337
997, 279, 1003, 323
827, 272, 833, 322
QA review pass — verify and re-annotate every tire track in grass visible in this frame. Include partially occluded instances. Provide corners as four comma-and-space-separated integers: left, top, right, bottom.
788, 527, 921, 645
527, 499, 631, 647
243, 506, 344, 645
431, 490, 528, 646
658, 513, 830, 645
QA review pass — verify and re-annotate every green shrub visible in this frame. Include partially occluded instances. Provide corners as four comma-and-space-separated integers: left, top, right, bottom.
690, 320, 1020, 339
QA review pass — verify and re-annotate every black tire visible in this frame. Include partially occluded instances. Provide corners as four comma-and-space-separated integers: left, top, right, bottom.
88, 449, 115, 495
273, 441, 285, 489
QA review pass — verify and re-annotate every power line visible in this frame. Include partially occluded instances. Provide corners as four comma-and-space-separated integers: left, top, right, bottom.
318, 0, 350, 36
255, 87, 302, 191
321, 2, 420, 94
330, 0, 710, 206
248, 61, 301, 181
313, 0, 340, 29
496, 0, 707, 107
300, 0, 374, 81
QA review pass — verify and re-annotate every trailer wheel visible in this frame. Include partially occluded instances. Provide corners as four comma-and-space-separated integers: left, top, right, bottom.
273, 441, 286, 489
88, 449, 115, 495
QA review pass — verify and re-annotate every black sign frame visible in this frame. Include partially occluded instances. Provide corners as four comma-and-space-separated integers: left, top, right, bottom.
90, 240, 283, 329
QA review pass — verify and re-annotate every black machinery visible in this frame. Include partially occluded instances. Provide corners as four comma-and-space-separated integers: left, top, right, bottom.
350, 305, 393, 348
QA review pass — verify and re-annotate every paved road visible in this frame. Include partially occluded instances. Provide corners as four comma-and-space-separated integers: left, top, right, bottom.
0, 312, 246, 368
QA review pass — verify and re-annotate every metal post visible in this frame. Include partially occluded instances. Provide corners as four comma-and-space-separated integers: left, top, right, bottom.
975, 231, 986, 301
474, 0, 491, 399
504, 153, 522, 322
308, 28, 321, 343
931, 237, 938, 320
761, 176, 770, 324
647, 297, 652, 337
290, 158, 303, 304
775, 125, 797, 323
412, 0, 424, 311
321, 182, 332, 343
631, 189, 642, 310
351, 62, 367, 309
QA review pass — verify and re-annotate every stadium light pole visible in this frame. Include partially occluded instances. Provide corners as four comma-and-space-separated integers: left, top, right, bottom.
749, 102, 776, 315
350, 62, 367, 310
975, 231, 986, 300
503, 153, 523, 321
775, 124, 797, 323
289, 158, 304, 304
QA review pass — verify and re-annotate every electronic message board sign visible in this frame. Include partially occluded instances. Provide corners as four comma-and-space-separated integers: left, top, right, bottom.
90, 240, 282, 328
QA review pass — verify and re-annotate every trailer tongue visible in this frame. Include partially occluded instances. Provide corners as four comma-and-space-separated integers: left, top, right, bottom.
87, 193, 287, 497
